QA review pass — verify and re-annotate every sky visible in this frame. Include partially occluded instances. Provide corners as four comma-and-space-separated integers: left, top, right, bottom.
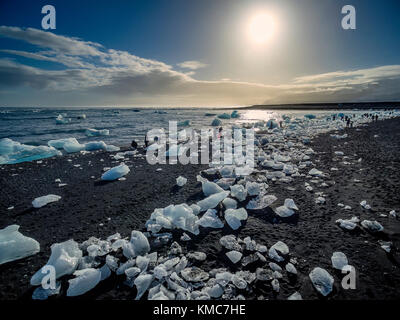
0, 0, 399, 107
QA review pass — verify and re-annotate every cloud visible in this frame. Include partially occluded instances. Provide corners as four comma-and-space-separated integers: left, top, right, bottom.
0, 26, 399, 107
177, 60, 208, 70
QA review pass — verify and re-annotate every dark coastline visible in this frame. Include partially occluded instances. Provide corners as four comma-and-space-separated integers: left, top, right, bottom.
243, 101, 400, 110
0, 118, 400, 300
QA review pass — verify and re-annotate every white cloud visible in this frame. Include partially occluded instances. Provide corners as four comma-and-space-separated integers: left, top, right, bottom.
177, 60, 208, 70
0, 26, 399, 107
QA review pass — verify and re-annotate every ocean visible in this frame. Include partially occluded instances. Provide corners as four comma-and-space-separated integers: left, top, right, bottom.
0, 107, 351, 148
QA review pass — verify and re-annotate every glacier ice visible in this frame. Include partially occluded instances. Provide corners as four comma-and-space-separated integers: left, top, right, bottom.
176, 176, 187, 187
101, 163, 130, 181
331, 252, 348, 270
197, 209, 224, 229
32, 194, 61, 208
361, 220, 384, 232
246, 194, 277, 210
309, 267, 334, 296
31, 239, 82, 286
134, 274, 154, 300
222, 197, 237, 209
85, 128, 110, 137
219, 235, 242, 251
66, 268, 101, 296
197, 191, 230, 212
224, 208, 248, 230
181, 267, 209, 282
230, 184, 247, 202
0, 225, 40, 265
0, 138, 61, 165
226, 251, 242, 264
197, 175, 224, 196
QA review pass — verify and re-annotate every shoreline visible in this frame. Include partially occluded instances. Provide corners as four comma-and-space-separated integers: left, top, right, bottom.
0, 118, 400, 300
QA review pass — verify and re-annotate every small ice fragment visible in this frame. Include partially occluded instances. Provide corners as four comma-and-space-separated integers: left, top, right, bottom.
67, 268, 101, 296
197, 191, 230, 212
32, 194, 61, 208
226, 251, 242, 264
0, 225, 40, 265
361, 220, 384, 232
331, 252, 348, 270
31, 240, 82, 286
134, 274, 154, 300
287, 292, 303, 300
309, 267, 334, 296
285, 263, 297, 275
181, 267, 209, 282
176, 176, 187, 187
101, 163, 130, 181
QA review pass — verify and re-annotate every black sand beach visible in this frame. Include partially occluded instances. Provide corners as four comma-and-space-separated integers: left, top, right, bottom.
1, 118, 400, 300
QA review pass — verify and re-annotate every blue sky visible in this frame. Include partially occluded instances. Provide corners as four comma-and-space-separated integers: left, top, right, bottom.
0, 0, 399, 107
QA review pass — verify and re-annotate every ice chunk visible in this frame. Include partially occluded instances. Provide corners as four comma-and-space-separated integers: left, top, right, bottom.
197, 175, 224, 196
66, 268, 101, 296
32, 281, 61, 300
176, 176, 187, 187
336, 217, 359, 230
219, 235, 242, 251
360, 200, 371, 210
308, 168, 323, 177
361, 220, 384, 232
284, 199, 298, 210
245, 181, 264, 196
275, 206, 294, 217
187, 252, 207, 262
197, 209, 224, 229
181, 267, 209, 282
48, 138, 80, 149
32, 194, 61, 208
224, 208, 248, 230
0, 225, 40, 265
31, 240, 82, 286
0, 138, 61, 165
271, 241, 289, 255
287, 292, 303, 300
246, 194, 277, 210
226, 251, 242, 264
85, 141, 107, 151
134, 274, 154, 300
126, 231, 150, 258
285, 263, 297, 275
230, 184, 247, 201
85, 128, 110, 137
101, 163, 130, 181
211, 118, 222, 126
223, 197, 237, 209
331, 252, 348, 270
197, 191, 230, 212
309, 267, 334, 296
218, 113, 231, 119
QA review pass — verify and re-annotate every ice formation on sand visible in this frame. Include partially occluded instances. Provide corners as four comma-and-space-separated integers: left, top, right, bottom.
85, 128, 110, 137
0, 138, 61, 164
309, 267, 334, 296
0, 225, 40, 265
122, 231, 150, 258
275, 198, 299, 218
224, 208, 248, 230
197, 209, 224, 229
361, 220, 384, 232
66, 268, 101, 296
134, 274, 154, 300
197, 191, 230, 212
226, 251, 242, 264
246, 194, 277, 210
331, 252, 348, 270
146, 204, 200, 235
32, 194, 61, 208
197, 175, 224, 196
31, 240, 82, 286
101, 163, 130, 181
176, 176, 187, 187
287, 292, 302, 300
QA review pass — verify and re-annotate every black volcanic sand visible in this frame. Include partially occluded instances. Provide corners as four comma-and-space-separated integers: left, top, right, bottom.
1, 118, 400, 300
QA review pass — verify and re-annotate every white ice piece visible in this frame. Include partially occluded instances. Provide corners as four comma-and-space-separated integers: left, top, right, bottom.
226, 251, 242, 264
309, 267, 334, 296
31, 240, 82, 286
101, 163, 130, 181
32, 194, 61, 208
197, 191, 230, 212
331, 252, 348, 270
0, 225, 40, 265
66, 268, 101, 296
176, 176, 187, 187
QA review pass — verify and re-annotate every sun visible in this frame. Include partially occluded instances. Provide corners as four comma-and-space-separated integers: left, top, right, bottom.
247, 11, 276, 45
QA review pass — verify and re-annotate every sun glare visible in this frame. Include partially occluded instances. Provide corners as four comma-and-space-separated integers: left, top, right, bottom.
247, 11, 276, 46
